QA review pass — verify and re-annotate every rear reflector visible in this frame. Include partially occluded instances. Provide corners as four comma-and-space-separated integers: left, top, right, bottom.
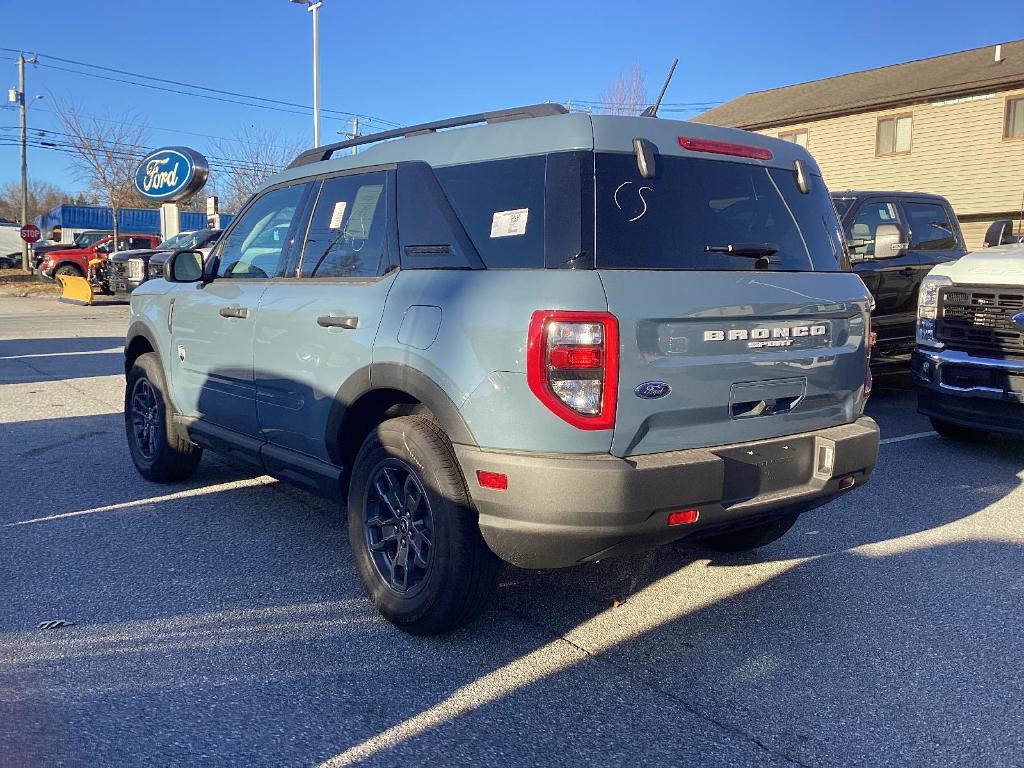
678, 136, 773, 161
476, 470, 508, 490
667, 509, 700, 526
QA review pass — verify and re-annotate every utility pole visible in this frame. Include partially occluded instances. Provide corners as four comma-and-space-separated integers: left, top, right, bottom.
311, 1, 321, 146
17, 52, 28, 271
350, 117, 359, 154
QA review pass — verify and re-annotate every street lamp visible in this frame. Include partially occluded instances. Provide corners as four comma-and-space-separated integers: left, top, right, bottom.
290, 0, 323, 147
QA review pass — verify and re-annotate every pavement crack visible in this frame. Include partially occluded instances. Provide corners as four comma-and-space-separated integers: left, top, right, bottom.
497, 602, 814, 768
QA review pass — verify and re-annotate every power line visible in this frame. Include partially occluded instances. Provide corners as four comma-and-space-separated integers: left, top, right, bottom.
1, 47, 399, 128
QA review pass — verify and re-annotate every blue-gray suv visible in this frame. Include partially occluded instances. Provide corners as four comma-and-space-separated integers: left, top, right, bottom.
123, 104, 880, 634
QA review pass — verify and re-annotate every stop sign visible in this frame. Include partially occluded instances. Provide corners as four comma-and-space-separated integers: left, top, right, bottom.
20, 224, 41, 244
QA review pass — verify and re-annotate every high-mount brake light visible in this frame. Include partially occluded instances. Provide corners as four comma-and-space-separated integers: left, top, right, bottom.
527, 310, 619, 430
678, 136, 773, 161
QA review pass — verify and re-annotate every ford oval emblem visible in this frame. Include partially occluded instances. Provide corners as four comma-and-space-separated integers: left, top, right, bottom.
134, 146, 209, 203
634, 381, 671, 400
1013, 312, 1024, 331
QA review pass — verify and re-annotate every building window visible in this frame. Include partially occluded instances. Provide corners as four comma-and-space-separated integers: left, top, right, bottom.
876, 114, 913, 156
779, 129, 808, 148
1006, 97, 1024, 139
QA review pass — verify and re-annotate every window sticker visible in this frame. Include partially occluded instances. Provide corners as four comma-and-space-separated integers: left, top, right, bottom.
328, 201, 348, 230
347, 185, 383, 239
490, 208, 529, 238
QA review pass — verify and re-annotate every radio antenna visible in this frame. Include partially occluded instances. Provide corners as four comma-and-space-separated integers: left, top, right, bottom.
641, 58, 679, 118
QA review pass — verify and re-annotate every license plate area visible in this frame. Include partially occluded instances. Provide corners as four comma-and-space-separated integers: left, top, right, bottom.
714, 434, 825, 505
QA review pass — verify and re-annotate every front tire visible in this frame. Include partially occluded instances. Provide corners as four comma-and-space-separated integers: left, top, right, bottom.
930, 417, 988, 442
125, 352, 201, 482
348, 416, 500, 635
701, 513, 799, 553
54, 263, 83, 279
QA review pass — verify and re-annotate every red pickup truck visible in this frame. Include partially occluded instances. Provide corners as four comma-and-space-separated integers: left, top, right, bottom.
39, 233, 161, 281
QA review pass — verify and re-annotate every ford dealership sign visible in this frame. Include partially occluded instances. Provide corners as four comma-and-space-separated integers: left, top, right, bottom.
134, 147, 209, 202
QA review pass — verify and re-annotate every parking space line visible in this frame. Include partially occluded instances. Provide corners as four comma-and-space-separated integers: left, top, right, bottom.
879, 431, 936, 445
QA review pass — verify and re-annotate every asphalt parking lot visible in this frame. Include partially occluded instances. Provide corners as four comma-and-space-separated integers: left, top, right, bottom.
1, 295, 1022, 768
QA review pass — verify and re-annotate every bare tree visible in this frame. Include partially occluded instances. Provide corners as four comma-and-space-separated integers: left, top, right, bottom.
601, 63, 649, 116
55, 104, 149, 249
0, 179, 70, 224
214, 127, 305, 213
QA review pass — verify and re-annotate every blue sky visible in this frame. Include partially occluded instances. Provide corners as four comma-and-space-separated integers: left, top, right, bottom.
0, 0, 1019, 199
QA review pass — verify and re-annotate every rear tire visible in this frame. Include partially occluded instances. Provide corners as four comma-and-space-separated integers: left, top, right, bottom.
125, 352, 201, 482
348, 416, 500, 635
702, 513, 799, 553
930, 417, 988, 442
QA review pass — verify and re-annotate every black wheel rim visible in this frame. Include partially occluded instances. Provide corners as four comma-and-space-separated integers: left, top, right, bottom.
363, 458, 434, 596
130, 377, 161, 461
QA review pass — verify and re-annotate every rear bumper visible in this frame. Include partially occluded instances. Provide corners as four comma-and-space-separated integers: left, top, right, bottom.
912, 347, 1024, 435
456, 417, 879, 569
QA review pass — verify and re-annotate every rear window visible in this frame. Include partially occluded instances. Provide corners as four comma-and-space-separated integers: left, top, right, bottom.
595, 153, 843, 271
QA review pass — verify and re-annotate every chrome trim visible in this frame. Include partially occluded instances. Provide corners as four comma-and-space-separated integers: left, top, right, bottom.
917, 347, 1024, 401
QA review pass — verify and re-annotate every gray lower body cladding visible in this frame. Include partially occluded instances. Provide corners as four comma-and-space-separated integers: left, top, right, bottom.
456, 417, 879, 569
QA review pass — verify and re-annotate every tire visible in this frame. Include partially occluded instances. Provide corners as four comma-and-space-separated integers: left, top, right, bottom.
348, 416, 501, 635
54, 263, 83, 278
125, 352, 202, 482
930, 417, 988, 442
702, 513, 799, 553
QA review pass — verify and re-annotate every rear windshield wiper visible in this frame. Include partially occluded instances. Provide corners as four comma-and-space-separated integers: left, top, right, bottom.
703, 243, 779, 259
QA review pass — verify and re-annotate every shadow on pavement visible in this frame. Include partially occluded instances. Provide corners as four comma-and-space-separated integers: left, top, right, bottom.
1, 406, 1021, 766
0, 336, 125, 385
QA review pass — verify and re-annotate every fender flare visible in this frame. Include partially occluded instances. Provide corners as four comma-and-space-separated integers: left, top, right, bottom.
325, 362, 477, 465
124, 321, 164, 375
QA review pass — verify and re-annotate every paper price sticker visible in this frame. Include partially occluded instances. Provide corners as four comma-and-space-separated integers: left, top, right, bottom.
490, 208, 529, 238
329, 201, 348, 230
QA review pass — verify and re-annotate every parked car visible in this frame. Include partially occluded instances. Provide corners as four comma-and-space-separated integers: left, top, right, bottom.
831, 191, 967, 369
123, 104, 879, 634
913, 225, 1024, 440
39, 233, 161, 284
0, 223, 23, 268
32, 230, 112, 269
106, 229, 222, 295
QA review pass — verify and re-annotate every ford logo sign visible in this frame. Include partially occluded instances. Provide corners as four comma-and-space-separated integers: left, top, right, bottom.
134, 146, 209, 203
634, 381, 672, 400
1013, 312, 1024, 331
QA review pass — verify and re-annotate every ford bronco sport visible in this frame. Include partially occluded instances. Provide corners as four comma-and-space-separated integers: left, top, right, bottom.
123, 105, 879, 634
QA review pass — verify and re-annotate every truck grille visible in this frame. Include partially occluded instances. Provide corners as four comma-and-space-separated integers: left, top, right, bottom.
107, 260, 129, 279
936, 287, 1024, 355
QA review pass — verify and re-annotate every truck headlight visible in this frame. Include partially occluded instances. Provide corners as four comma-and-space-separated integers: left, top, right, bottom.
917, 275, 952, 348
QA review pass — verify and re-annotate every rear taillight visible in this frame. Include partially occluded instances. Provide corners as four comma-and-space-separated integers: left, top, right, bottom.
527, 310, 618, 430
864, 313, 875, 398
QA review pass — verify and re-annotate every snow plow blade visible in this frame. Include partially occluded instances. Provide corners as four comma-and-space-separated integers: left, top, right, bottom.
57, 274, 95, 306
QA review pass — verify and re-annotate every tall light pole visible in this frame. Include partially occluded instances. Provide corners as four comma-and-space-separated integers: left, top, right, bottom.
291, 0, 323, 147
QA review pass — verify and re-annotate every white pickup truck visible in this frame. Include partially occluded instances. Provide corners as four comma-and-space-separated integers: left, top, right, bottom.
0, 223, 24, 268
913, 225, 1024, 439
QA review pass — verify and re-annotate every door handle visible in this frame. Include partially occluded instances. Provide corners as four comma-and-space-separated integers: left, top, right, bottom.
218, 306, 249, 319
317, 314, 359, 329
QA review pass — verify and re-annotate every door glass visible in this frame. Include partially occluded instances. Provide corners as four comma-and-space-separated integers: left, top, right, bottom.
848, 201, 903, 257
904, 202, 957, 251
217, 184, 308, 279
300, 172, 388, 278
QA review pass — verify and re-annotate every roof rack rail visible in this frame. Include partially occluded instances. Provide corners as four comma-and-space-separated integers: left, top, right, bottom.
287, 103, 569, 169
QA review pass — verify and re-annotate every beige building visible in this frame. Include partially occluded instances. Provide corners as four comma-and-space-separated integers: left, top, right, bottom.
694, 41, 1024, 248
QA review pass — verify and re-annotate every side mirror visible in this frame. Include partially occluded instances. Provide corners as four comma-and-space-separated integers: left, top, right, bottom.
873, 224, 908, 259
164, 249, 205, 283
983, 219, 1015, 247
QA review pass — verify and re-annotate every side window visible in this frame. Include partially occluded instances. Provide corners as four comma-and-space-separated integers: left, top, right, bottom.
300, 172, 388, 278
848, 201, 904, 257
128, 237, 150, 249
435, 156, 546, 268
904, 202, 957, 251
217, 184, 308, 279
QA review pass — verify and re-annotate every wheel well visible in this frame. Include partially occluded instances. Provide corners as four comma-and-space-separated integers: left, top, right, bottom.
124, 335, 154, 375
54, 261, 83, 275
338, 388, 433, 486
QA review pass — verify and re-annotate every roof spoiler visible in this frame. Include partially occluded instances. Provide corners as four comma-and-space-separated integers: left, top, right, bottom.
287, 103, 570, 169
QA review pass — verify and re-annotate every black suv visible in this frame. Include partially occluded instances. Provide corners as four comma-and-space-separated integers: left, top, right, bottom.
832, 191, 967, 369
